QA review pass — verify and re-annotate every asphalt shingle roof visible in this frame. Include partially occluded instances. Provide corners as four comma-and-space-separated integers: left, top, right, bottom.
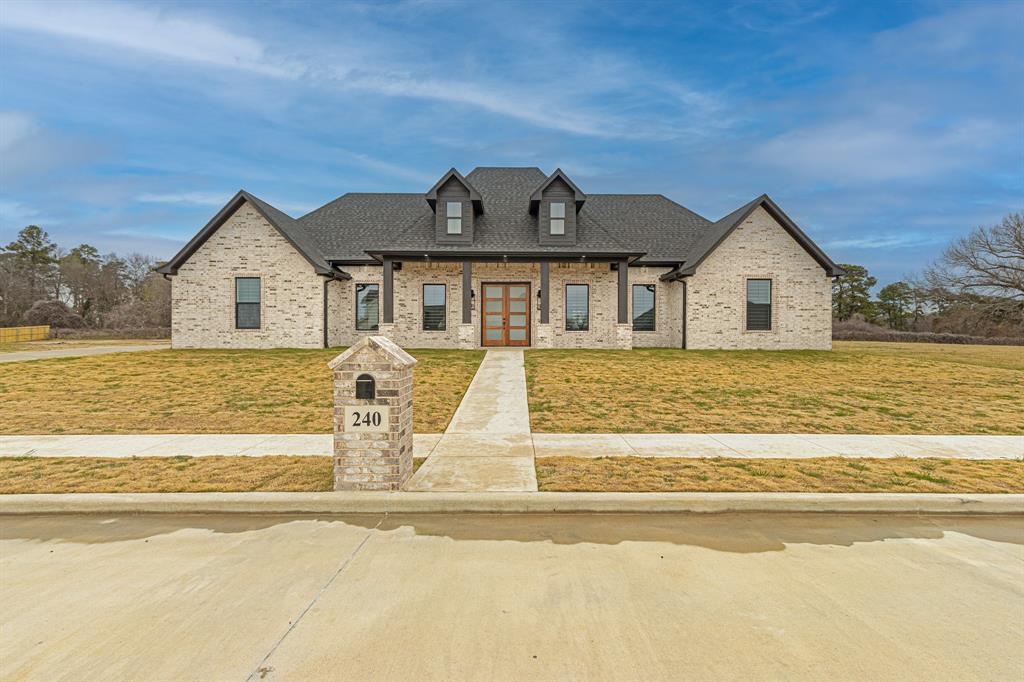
162, 167, 838, 276
295, 166, 714, 264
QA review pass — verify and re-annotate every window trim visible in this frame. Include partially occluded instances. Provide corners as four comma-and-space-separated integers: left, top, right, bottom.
744, 278, 773, 332
446, 201, 463, 235
564, 283, 589, 332
355, 282, 380, 332
632, 283, 656, 332
422, 283, 447, 332
234, 276, 261, 330
549, 201, 565, 236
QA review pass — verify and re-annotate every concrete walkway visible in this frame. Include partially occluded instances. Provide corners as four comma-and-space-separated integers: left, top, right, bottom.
0, 432, 1019, 460
0, 342, 169, 363
406, 349, 538, 492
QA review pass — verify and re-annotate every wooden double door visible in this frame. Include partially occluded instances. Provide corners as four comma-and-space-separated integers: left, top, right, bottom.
481, 283, 531, 346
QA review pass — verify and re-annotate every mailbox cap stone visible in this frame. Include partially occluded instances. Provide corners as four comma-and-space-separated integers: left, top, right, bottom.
328, 336, 418, 370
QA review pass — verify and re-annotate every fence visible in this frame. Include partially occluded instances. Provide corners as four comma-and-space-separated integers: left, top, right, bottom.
0, 325, 50, 343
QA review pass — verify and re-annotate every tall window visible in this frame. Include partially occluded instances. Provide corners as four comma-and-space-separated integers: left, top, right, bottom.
422, 284, 446, 331
446, 201, 462, 234
356, 283, 379, 331
550, 202, 565, 235
746, 279, 772, 331
235, 277, 260, 329
565, 284, 589, 331
632, 284, 656, 331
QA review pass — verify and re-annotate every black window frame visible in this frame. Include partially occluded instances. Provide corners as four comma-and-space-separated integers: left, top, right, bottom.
234, 276, 261, 330
355, 282, 380, 332
446, 201, 463, 235
745, 278, 772, 331
422, 283, 447, 332
564, 283, 589, 331
549, 201, 565, 235
632, 284, 656, 332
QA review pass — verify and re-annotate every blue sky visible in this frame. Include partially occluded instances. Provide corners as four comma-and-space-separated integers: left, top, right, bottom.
1, 0, 1021, 285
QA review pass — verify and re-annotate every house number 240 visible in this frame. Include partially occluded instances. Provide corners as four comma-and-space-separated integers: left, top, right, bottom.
343, 406, 390, 432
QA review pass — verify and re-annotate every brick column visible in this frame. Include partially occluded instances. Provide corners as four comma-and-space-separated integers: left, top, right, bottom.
328, 336, 417, 491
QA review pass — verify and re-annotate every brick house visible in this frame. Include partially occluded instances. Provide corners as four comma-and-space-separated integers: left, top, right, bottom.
157, 167, 843, 350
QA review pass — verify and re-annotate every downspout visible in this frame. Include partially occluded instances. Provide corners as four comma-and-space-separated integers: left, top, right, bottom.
323, 278, 330, 349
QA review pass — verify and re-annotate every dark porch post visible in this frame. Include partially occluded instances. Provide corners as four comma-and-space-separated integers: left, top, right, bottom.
461, 261, 472, 324
617, 258, 628, 324
539, 261, 550, 324
382, 257, 394, 324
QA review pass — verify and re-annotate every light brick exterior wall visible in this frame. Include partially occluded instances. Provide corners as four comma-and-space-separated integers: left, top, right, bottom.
171, 201, 325, 349
684, 206, 832, 350
172, 203, 830, 351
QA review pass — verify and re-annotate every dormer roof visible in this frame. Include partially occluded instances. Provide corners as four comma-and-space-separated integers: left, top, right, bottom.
425, 168, 483, 214
529, 168, 586, 214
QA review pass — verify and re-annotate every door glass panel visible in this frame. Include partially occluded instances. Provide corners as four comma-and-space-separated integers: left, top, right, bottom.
485, 300, 503, 312
509, 300, 526, 313
509, 314, 527, 327
508, 286, 527, 299
509, 329, 527, 341
486, 314, 503, 326
485, 329, 502, 341
484, 286, 503, 298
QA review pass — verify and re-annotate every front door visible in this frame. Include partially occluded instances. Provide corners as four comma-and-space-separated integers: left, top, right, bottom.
481, 283, 530, 346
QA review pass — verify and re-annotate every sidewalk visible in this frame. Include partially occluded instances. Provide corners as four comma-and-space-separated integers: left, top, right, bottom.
1, 433, 1019, 459
405, 349, 539, 492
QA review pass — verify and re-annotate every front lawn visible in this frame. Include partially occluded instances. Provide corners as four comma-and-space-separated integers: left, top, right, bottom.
0, 348, 484, 434
0, 455, 429, 493
536, 456, 1024, 493
525, 341, 1024, 434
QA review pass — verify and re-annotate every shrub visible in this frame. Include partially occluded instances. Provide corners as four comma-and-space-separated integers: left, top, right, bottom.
23, 300, 84, 328
833, 317, 1023, 346
49, 327, 171, 340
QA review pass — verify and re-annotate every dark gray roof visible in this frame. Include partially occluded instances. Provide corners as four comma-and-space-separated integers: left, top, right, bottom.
157, 190, 343, 277
164, 168, 840, 277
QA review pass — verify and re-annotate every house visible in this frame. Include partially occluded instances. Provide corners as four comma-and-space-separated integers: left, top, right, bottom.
157, 167, 843, 350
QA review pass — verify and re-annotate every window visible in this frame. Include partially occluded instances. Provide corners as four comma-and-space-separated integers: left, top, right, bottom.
446, 201, 462, 234
422, 284, 446, 331
632, 284, 656, 331
355, 283, 379, 331
550, 202, 565, 235
235, 277, 260, 329
746, 279, 772, 331
565, 284, 589, 331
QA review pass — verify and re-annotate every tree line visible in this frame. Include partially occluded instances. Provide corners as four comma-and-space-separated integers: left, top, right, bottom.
0, 225, 170, 330
832, 212, 1023, 339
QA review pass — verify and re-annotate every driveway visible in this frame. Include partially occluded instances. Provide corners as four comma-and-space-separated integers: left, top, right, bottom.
2, 512, 1021, 680
0, 342, 169, 363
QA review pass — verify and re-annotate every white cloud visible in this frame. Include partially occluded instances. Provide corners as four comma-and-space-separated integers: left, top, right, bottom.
826, 233, 949, 250
0, 111, 37, 152
0, 1, 726, 141
0, 0, 293, 77
136, 191, 230, 206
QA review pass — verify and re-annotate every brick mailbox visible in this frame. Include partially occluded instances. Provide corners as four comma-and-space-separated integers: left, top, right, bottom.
328, 336, 417, 491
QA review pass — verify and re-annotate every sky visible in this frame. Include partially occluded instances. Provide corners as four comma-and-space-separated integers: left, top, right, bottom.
0, 0, 1021, 286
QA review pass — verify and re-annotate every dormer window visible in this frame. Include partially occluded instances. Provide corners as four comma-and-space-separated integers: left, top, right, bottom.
446, 201, 462, 234
550, 202, 565, 235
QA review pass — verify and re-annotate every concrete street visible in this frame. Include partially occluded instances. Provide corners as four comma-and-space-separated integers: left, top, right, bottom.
1, 512, 1021, 681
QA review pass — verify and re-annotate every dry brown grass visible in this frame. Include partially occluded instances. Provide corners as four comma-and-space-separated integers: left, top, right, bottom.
0, 348, 483, 435
0, 339, 167, 353
0, 456, 334, 493
525, 341, 1024, 434
536, 456, 1024, 493
0, 455, 430, 493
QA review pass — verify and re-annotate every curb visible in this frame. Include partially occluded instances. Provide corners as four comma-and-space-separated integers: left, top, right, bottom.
1, 492, 1022, 515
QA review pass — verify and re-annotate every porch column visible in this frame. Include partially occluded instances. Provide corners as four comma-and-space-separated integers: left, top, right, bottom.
617, 258, 628, 323
382, 257, 394, 324
539, 261, 550, 324
461, 261, 472, 324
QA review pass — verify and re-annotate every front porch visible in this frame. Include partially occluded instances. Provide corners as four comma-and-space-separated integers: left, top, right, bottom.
362, 254, 663, 350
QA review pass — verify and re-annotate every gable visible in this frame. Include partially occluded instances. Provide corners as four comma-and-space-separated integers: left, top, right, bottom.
697, 205, 824, 274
